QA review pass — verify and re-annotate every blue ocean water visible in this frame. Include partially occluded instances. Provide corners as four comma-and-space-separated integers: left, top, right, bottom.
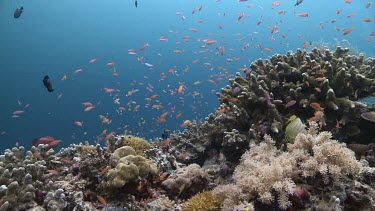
0, 0, 374, 151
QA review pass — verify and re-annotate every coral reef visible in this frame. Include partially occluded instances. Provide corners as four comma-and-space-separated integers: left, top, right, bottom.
168, 47, 375, 164
1, 48, 374, 210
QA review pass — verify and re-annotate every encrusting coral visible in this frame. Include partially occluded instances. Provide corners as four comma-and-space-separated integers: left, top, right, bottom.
213, 122, 369, 210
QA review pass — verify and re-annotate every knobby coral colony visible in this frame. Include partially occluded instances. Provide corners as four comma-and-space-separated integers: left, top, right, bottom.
0, 47, 374, 210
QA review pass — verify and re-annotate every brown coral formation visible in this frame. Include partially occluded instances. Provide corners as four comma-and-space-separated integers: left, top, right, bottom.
169, 47, 375, 163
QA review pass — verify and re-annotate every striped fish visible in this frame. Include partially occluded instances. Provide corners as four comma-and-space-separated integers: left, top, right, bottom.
285, 117, 306, 143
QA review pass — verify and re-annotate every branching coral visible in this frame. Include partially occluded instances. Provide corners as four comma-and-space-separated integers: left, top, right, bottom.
169, 47, 375, 164
0, 146, 60, 210
183, 191, 222, 211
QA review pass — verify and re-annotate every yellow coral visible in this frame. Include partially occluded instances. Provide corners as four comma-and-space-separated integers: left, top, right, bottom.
81, 145, 97, 154
183, 191, 222, 211
122, 135, 152, 155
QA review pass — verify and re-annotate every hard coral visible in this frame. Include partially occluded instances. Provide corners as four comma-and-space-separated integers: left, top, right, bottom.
0, 146, 60, 210
122, 135, 152, 156
183, 191, 222, 211
106, 146, 157, 188
162, 164, 209, 199
169, 47, 375, 164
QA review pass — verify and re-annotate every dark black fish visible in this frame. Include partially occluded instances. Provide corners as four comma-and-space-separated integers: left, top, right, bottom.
14, 6, 23, 19
294, 0, 303, 6
135, 0, 138, 8
161, 129, 169, 140
43, 75, 54, 92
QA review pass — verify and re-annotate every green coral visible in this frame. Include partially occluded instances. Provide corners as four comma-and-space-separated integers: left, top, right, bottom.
183, 191, 222, 211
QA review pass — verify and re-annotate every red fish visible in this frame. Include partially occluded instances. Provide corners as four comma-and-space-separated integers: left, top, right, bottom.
285, 100, 296, 108
104, 88, 115, 93
74, 69, 83, 74
89, 58, 97, 63
297, 13, 309, 17
13, 110, 24, 115
343, 27, 354, 35
310, 102, 324, 111
32, 136, 62, 149
139, 43, 150, 51
361, 18, 372, 22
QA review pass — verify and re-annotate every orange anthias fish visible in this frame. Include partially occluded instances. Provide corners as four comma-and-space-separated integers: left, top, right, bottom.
97, 195, 108, 207
74, 121, 83, 126
343, 27, 354, 35
310, 102, 324, 111
237, 13, 244, 22
285, 100, 296, 108
157, 117, 167, 123
105, 132, 115, 140
264, 48, 272, 52
177, 85, 184, 94
361, 18, 372, 22
99, 166, 111, 174
83, 106, 95, 112
47, 169, 58, 175
89, 58, 98, 63
297, 13, 309, 17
